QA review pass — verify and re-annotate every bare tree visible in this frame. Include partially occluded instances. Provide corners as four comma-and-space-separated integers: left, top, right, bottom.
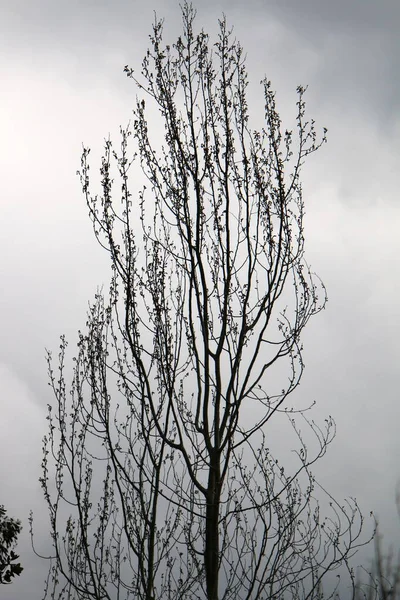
32, 4, 374, 599
356, 486, 400, 600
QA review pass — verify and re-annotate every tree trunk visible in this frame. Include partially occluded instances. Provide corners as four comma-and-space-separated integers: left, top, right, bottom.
205, 454, 221, 600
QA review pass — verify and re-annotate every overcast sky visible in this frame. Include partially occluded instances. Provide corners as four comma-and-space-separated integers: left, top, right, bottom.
1, 0, 399, 598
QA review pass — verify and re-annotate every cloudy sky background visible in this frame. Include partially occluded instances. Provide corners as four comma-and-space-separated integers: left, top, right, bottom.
1, 0, 399, 597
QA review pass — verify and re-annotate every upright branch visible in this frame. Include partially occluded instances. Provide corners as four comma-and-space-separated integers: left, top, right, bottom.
33, 4, 374, 600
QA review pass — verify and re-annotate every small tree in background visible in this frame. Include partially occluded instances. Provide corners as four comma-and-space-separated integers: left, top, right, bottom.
32, 4, 374, 599
0, 505, 23, 585
356, 486, 400, 600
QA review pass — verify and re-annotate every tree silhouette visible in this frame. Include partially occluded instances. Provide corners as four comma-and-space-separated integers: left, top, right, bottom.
0, 504, 23, 585
32, 4, 373, 599
356, 486, 400, 600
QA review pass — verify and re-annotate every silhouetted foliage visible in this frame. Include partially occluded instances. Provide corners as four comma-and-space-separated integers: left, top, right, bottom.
32, 3, 374, 599
0, 504, 23, 584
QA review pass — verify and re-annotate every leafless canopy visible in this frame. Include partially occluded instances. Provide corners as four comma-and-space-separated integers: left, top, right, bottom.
33, 4, 373, 600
